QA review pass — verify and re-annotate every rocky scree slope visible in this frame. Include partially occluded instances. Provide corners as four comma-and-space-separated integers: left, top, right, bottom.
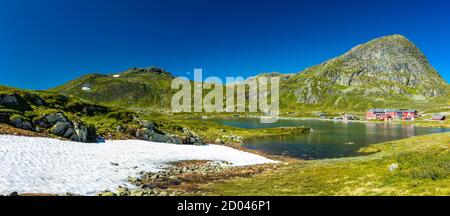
281, 35, 448, 111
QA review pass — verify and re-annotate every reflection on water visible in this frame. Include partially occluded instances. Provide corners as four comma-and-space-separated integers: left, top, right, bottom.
215, 118, 449, 160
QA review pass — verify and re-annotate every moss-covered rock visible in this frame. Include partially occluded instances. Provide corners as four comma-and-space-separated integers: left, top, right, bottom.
10, 115, 34, 131
34, 112, 70, 129
0, 93, 32, 112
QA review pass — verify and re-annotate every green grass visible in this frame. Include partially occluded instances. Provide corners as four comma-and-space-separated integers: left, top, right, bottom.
201, 132, 450, 196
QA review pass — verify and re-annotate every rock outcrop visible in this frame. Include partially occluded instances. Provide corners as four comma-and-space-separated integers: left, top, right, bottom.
133, 119, 203, 145
34, 112, 69, 129
10, 116, 35, 131
283, 35, 448, 108
50, 121, 97, 142
0, 94, 32, 111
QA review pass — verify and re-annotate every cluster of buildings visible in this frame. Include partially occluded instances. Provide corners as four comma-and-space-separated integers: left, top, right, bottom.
366, 109, 418, 121
366, 108, 446, 121
311, 109, 446, 122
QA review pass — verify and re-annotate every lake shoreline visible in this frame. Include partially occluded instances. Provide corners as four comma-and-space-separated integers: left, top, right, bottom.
197, 132, 450, 196
214, 116, 450, 160
213, 114, 450, 128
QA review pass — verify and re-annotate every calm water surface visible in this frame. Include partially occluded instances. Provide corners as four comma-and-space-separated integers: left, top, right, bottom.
215, 118, 450, 160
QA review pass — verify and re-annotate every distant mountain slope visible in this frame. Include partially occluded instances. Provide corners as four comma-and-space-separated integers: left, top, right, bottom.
53, 35, 448, 114
280, 35, 449, 112
52, 67, 175, 111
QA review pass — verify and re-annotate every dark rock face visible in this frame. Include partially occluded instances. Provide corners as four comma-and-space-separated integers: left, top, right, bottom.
45, 113, 69, 125
10, 116, 35, 131
22, 94, 47, 106
286, 35, 449, 105
0, 94, 31, 111
34, 112, 69, 129
332, 35, 447, 96
0, 113, 10, 123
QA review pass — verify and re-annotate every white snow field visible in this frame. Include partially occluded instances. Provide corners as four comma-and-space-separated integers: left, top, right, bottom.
0, 135, 274, 195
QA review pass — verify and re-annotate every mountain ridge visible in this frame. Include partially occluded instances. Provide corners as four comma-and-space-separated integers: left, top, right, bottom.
279, 34, 448, 111
52, 34, 449, 113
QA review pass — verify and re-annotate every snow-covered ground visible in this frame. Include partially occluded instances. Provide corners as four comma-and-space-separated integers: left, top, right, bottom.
0, 135, 274, 195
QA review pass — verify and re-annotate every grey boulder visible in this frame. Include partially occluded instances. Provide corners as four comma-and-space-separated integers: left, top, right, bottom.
51, 121, 97, 143
35, 112, 69, 128
0, 94, 31, 111
51, 122, 73, 137
10, 116, 35, 131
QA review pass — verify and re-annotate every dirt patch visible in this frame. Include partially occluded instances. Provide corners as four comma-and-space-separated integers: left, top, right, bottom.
0, 123, 47, 138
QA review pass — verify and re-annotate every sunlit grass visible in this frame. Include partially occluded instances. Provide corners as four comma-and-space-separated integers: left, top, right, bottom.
201, 132, 450, 196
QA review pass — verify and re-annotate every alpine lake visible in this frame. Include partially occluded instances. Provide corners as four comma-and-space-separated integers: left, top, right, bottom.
214, 118, 450, 160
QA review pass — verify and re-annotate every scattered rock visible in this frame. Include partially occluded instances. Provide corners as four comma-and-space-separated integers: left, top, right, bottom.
182, 128, 204, 145
136, 119, 156, 130
220, 135, 243, 144
116, 125, 125, 133
114, 161, 237, 196
388, 163, 399, 172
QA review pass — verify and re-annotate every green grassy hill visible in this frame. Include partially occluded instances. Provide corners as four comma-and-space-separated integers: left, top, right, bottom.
52, 67, 175, 112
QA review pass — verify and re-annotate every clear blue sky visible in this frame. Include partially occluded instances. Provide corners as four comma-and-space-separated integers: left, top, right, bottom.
1, 0, 449, 90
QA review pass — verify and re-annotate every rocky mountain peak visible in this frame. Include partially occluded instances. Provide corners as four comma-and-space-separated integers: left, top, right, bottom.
124, 66, 173, 77
306, 35, 446, 97
342, 34, 426, 64
284, 35, 448, 107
